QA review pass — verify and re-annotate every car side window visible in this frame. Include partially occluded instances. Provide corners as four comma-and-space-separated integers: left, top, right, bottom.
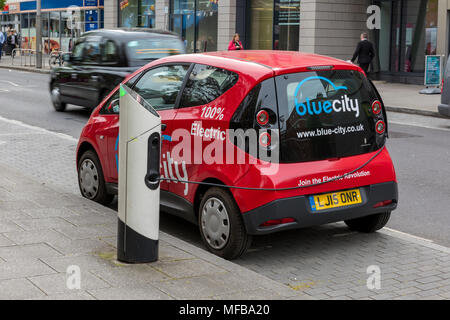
102, 40, 119, 64
82, 41, 101, 64
71, 41, 85, 62
99, 90, 120, 115
180, 64, 239, 108
133, 64, 190, 110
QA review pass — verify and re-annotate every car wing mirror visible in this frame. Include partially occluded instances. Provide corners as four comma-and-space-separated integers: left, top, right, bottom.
108, 98, 120, 113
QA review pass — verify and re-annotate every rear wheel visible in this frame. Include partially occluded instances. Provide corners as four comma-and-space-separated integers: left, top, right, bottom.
345, 212, 391, 233
78, 150, 114, 206
50, 84, 66, 112
198, 187, 252, 260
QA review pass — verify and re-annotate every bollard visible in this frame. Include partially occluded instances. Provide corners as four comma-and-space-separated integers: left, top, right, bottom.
117, 84, 161, 263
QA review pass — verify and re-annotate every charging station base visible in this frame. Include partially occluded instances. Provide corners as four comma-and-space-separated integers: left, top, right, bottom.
117, 219, 159, 264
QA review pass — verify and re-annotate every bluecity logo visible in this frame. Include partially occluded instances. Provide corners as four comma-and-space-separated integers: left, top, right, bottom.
294, 76, 361, 118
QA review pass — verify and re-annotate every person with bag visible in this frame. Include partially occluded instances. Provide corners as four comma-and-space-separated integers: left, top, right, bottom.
228, 33, 243, 51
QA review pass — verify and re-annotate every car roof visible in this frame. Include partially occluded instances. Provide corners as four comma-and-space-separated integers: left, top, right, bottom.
84, 28, 179, 39
154, 50, 360, 78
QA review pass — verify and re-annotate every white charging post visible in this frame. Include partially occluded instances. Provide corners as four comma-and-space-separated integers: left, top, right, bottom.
117, 84, 161, 263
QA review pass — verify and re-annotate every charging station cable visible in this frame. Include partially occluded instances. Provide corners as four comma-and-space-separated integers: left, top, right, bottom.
157, 145, 386, 191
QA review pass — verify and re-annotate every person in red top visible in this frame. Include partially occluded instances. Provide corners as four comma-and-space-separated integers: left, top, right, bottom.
228, 33, 243, 51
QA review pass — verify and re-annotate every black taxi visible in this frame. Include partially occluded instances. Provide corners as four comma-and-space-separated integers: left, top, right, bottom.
49, 28, 185, 112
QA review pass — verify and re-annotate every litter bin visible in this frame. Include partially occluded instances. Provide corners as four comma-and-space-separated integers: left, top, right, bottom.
117, 84, 161, 263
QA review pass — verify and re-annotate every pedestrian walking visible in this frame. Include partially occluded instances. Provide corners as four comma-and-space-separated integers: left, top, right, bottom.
8, 30, 18, 58
0, 31, 5, 61
228, 33, 243, 51
351, 32, 375, 75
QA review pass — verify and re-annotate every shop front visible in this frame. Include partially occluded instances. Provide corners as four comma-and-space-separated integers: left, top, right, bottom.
0, 0, 104, 53
118, 0, 155, 28
372, 0, 438, 83
169, 0, 218, 53
237, 0, 300, 51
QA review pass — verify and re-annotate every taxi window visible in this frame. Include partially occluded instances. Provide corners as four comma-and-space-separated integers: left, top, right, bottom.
126, 37, 186, 66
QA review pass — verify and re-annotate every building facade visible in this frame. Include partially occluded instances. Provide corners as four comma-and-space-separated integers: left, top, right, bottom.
2, 0, 449, 83
103, 0, 449, 84
0, 0, 104, 52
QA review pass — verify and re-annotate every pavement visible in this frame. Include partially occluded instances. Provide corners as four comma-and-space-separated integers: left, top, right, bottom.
373, 81, 443, 118
1, 111, 450, 300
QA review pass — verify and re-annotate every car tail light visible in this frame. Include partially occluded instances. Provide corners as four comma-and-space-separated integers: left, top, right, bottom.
256, 110, 270, 126
259, 132, 271, 148
372, 100, 382, 115
260, 218, 296, 227
375, 120, 386, 134
373, 200, 393, 208
442, 79, 444, 94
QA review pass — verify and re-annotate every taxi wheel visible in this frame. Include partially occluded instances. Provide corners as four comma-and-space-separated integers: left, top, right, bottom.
198, 188, 252, 260
345, 212, 391, 233
78, 150, 114, 206
50, 85, 66, 112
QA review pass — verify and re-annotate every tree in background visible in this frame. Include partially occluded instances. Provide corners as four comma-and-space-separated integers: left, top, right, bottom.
0, 0, 6, 11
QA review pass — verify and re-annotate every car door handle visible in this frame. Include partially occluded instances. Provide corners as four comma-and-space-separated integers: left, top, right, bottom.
71, 73, 77, 79
161, 123, 167, 132
91, 75, 99, 81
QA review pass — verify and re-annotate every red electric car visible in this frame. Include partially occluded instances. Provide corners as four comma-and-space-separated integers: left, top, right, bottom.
76, 51, 398, 259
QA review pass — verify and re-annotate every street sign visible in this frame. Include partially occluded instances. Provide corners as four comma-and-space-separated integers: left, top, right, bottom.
424, 55, 442, 87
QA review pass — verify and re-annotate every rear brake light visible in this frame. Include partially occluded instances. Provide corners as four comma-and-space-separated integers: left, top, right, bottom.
256, 110, 269, 126
375, 120, 385, 134
307, 66, 334, 71
260, 218, 296, 227
373, 200, 393, 208
372, 100, 382, 115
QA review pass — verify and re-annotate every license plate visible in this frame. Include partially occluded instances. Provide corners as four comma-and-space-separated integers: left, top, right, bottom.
309, 189, 362, 211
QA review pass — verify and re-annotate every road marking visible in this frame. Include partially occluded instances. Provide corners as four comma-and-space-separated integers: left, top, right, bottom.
0, 115, 77, 142
384, 227, 434, 243
389, 120, 450, 133
0, 80, 20, 87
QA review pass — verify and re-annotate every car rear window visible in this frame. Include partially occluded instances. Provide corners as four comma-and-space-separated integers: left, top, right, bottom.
275, 69, 382, 163
126, 37, 186, 65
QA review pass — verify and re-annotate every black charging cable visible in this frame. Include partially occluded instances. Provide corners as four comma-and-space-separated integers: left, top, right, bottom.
157, 145, 386, 191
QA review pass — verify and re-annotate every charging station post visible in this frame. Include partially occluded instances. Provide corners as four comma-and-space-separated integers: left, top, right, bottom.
117, 84, 162, 264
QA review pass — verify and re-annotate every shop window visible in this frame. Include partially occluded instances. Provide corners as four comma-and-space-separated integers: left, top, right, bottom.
120, 0, 155, 28
170, 0, 218, 53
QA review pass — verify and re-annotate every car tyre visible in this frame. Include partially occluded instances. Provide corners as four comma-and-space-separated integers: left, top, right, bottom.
78, 150, 114, 206
198, 187, 252, 260
345, 212, 391, 233
50, 84, 67, 112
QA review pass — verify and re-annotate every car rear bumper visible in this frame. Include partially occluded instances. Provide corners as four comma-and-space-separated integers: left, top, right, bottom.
241, 181, 398, 235
438, 104, 450, 117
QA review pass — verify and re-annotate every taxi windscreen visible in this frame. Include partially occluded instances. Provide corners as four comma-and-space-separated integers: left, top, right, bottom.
275, 69, 383, 163
126, 37, 186, 65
